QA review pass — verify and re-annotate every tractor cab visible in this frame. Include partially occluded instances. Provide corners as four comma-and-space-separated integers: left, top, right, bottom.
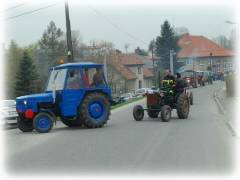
16, 62, 112, 133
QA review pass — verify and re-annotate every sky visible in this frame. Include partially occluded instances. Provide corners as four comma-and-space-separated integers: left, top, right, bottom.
1, 0, 236, 52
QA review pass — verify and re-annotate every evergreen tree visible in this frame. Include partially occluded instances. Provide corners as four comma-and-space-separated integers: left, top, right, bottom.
155, 20, 180, 71
14, 51, 39, 97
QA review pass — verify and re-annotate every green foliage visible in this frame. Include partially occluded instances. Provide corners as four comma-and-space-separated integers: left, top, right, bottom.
155, 20, 180, 71
14, 51, 39, 97
5, 41, 23, 99
134, 46, 148, 56
39, 21, 66, 65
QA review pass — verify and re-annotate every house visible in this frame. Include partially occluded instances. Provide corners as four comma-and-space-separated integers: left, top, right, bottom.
177, 34, 235, 74
107, 53, 153, 95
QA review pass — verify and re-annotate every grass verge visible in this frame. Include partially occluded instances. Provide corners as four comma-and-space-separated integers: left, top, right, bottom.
111, 96, 144, 110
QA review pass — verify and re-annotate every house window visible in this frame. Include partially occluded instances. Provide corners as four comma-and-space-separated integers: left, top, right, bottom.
138, 66, 142, 74
139, 80, 142, 89
186, 59, 192, 65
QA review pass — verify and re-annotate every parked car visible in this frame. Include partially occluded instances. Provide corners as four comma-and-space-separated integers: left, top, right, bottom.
0, 100, 18, 124
135, 88, 151, 96
121, 93, 134, 101
111, 95, 125, 105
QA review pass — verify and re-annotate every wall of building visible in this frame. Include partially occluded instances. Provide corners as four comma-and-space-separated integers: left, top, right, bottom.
128, 65, 144, 90
178, 56, 234, 73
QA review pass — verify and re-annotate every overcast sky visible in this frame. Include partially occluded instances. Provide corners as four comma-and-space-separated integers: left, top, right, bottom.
2, 1, 236, 52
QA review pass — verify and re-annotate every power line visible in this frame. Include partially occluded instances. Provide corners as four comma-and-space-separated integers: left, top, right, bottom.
0, 3, 26, 13
88, 6, 148, 46
5, 3, 57, 21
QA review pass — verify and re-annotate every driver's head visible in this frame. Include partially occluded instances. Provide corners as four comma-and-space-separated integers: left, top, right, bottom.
165, 69, 170, 76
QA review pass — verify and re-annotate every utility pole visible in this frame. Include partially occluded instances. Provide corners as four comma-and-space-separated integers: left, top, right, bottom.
65, 0, 74, 62
151, 39, 156, 87
209, 52, 213, 73
170, 50, 174, 74
103, 43, 108, 82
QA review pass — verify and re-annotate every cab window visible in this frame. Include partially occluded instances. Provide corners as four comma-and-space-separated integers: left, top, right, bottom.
66, 69, 81, 89
82, 67, 106, 88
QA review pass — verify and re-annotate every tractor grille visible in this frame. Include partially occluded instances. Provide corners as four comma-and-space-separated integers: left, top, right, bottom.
147, 94, 160, 106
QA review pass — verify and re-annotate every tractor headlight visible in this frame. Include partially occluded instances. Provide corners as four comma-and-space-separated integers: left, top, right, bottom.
24, 100, 27, 105
187, 79, 190, 83
160, 92, 164, 97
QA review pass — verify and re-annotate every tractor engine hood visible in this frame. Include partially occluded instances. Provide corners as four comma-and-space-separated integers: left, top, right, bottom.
16, 92, 53, 113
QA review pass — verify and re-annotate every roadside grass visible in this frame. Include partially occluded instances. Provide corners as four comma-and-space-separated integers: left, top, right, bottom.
111, 96, 144, 110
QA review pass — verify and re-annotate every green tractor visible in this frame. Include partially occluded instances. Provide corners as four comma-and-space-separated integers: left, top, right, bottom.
133, 79, 192, 122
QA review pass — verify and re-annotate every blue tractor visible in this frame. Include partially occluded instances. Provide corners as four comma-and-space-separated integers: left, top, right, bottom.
16, 62, 112, 133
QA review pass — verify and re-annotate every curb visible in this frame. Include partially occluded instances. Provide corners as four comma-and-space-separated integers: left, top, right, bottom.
213, 92, 237, 137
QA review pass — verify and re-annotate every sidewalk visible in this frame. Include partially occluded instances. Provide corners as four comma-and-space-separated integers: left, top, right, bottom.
214, 81, 238, 136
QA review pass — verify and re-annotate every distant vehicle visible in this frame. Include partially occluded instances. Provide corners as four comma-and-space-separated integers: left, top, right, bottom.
121, 93, 134, 101
135, 88, 151, 96
0, 100, 18, 124
204, 71, 213, 84
196, 71, 206, 86
181, 70, 198, 88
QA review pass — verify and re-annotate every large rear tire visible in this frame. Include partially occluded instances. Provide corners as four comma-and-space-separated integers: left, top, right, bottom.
17, 117, 34, 132
81, 93, 110, 128
177, 93, 190, 119
189, 92, 193, 105
133, 105, 144, 121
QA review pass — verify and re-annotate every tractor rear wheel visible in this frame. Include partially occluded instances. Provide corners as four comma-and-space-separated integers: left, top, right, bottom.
147, 110, 159, 118
161, 105, 171, 122
133, 105, 144, 121
177, 93, 190, 119
17, 117, 34, 132
81, 93, 110, 128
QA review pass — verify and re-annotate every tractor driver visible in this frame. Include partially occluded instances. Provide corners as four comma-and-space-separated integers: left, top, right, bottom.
92, 68, 104, 88
67, 70, 81, 89
83, 68, 90, 88
162, 69, 176, 87
175, 73, 187, 93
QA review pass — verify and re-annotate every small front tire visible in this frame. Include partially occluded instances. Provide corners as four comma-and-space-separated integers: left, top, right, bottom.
133, 105, 144, 121
161, 105, 171, 122
33, 112, 54, 133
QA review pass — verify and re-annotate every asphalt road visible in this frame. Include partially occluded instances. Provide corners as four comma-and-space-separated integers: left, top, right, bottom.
4, 81, 234, 175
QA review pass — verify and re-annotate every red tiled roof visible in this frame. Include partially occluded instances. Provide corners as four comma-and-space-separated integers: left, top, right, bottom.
118, 53, 145, 65
177, 34, 234, 58
111, 61, 137, 80
143, 68, 153, 78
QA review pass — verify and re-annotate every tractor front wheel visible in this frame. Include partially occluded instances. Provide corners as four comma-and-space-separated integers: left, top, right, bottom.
81, 93, 110, 128
17, 117, 34, 132
133, 105, 144, 121
161, 105, 171, 122
33, 112, 54, 133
